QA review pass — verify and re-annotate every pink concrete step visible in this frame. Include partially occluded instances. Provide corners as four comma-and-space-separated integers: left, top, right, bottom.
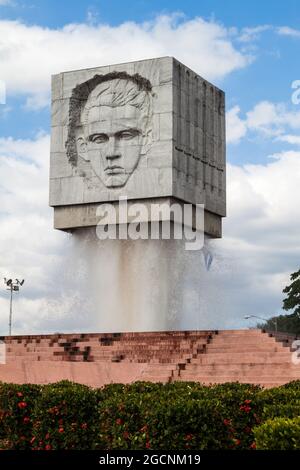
209, 337, 276, 346
176, 377, 291, 388
141, 370, 175, 378
178, 373, 300, 382
189, 352, 292, 364
214, 330, 263, 335
180, 365, 300, 380
205, 346, 284, 353
139, 376, 170, 383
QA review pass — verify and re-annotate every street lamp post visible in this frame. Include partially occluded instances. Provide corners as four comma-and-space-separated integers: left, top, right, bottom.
244, 315, 278, 332
3, 278, 25, 336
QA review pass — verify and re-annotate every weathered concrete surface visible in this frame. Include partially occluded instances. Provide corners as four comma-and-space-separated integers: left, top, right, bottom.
53, 197, 222, 237
49, 57, 226, 236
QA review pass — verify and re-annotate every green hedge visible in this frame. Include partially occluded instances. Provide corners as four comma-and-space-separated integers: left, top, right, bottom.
0, 380, 300, 450
0, 383, 41, 449
254, 417, 300, 450
30, 381, 99, 450
97, 382, 262, 450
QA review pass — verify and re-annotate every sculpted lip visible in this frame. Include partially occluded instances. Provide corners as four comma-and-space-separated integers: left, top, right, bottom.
104, 165, 124, 174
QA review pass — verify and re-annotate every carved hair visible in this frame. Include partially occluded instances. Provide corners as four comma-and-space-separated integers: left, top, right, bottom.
66, 71, 153, 166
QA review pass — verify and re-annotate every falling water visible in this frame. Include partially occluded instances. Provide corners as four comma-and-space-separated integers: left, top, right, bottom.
54, 226, 232, 333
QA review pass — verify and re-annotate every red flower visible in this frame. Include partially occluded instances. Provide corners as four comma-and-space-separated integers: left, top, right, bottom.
250, 442, 256, 450
48, 406, 59, 415
123, 431, 129, 439
244, 399, 252, 404
140, 425, 148, 433
116, 418, 123, 426
23, 416, 30, 424
18, 401, 27, 409
223, 419, 231, 426
30, 437, 36, 444
240, 405, 251, 413
17, 392, 23, 397
184, 434, 193, 441
145, 441, 151, 449
58, 427, 64, 433
45, 433, 50, 440
233, 439, 241, 446
81, 423, 88, 430
45, 444, 52, 451
58, 419, 63, 425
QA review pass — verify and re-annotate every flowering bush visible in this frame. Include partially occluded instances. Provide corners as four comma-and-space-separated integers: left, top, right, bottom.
0, 380, 299, 450
0, 382, 41, 449
30, 381, 98, 450
97, 381, 262, 450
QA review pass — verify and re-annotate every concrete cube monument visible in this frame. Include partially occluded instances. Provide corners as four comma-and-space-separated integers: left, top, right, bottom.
50, 57, 226, 237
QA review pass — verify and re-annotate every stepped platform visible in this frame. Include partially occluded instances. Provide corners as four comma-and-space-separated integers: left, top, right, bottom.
0, 329, 299, 388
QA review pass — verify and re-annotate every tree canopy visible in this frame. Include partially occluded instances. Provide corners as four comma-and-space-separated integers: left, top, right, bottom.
256, 269, 300, 335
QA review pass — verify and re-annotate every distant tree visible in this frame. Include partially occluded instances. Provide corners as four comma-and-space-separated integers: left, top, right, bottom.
283, 269, 300, 317
256, 269, 300, 335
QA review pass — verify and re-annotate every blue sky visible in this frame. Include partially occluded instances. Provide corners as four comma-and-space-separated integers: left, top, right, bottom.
1, 0, 300, 28
1, 0, 300, 165
0, 0, 300, 334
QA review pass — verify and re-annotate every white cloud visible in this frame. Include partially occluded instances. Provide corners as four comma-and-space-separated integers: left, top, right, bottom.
226, 100, 300, 144
0, 134, 68, 335
247, 101, 300, 134
239, 25, 271, 43
276, 134, 300, 145
277, 26, 300, 38
0, 15, 252, 108
213, 150, 300, 326
226, 105, 247, 144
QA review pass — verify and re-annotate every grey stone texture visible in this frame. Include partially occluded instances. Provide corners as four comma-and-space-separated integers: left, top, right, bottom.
50, 57, 226, 236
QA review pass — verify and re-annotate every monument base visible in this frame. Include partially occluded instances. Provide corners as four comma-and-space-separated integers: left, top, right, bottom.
1, 330, 298, 389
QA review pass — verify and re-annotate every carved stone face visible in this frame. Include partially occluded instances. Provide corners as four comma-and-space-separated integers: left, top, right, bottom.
76, 80, 151, 188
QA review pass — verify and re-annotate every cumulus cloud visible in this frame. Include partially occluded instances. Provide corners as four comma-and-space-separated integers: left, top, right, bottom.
276, 134, 300, 145
277, 26, 300, 38
247, 101, 300, 134
214, 150, 300, 326
0, 134, 70, 334
226, 105, 248, 144
238, 25, 271, 43
227, 100, 300, 144
0, 15, 252, 108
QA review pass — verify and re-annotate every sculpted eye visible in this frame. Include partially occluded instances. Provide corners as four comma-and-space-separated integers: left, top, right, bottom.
89, 134, 108, 144
117, 129, 140, 140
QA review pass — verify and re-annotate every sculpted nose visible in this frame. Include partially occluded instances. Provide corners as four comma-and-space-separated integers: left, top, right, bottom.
106, 137, 121, 161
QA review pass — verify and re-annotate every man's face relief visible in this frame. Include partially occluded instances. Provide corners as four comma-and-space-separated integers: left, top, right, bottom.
76, 83, 148, 188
